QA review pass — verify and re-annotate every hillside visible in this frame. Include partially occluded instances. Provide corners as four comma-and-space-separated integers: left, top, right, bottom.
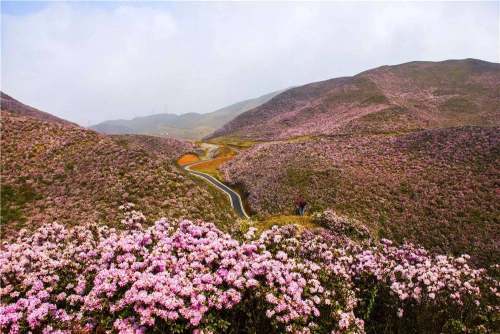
110, 134, 196, 158
209, 59, 500, 140
221, 127, 500, 265
0, 110, 236, 236
1, 91, 77, 126
90, 89, 283, 139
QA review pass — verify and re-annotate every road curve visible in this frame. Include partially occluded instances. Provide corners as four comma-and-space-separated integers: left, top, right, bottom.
184, 162, 250, 219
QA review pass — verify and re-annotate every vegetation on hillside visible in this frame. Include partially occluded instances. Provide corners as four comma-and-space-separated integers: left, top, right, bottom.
221, 127, 500, 266
0, 112, 236, 236
209, 59, 499, 141
1, 59, 499, 334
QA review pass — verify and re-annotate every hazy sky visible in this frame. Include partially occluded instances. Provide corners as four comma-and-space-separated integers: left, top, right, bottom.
1, 1, 499, 126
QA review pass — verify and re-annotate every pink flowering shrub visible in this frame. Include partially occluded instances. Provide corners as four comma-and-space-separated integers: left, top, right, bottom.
311, 210, 370, 240
262, 226, 499, 333
0, 212, 359, 333
1, 209, 497, 333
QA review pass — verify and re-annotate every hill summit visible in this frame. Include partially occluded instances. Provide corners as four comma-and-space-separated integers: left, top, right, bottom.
209, 59, 500, 140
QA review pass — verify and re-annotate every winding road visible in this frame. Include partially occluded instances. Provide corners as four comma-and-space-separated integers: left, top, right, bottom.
184, 162, 250, 219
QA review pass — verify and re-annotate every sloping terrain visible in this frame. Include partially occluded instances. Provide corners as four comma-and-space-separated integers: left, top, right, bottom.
110, 134, 196, 158
1, 91, 77, 126
90, 89, 283, 139
221, 127, 500, 265
0, 111, 235, 236
210, 59, 500, 140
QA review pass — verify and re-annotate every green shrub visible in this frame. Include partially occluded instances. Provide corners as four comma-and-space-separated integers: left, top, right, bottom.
0, 183, 41, 226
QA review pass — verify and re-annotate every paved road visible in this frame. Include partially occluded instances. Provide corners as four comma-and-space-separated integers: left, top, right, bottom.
185, 163, 250, 219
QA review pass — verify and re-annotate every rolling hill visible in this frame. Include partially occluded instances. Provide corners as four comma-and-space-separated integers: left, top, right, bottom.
216, 58, 500, 266
1, 98, 236, 236
90, 89, 283, 139
209, 59, 500, 140
2, 63, 499, 334
221, 126, 500, 265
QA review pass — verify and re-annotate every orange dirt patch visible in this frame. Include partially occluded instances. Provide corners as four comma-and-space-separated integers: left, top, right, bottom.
177, 154, 200, 166
190, 156, 234, 179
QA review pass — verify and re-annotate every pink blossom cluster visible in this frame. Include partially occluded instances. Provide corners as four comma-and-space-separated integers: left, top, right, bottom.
352, 240, 488, 305
260, 224, 498, 331
311, 210, 370, 240
2, 208, 496, 333
119, 203, 146, 229
1, 214, 360, 333
259, 224, 492, 306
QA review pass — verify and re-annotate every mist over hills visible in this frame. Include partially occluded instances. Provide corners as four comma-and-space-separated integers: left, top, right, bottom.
90, 89, 284, 140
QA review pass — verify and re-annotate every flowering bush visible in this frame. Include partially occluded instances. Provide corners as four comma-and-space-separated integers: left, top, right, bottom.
1, 208, 497, 333
311, 210, 370, 240
110, 134, 195, 159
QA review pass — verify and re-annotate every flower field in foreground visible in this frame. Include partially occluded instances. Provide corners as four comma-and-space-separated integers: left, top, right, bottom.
1, 207, 498, 333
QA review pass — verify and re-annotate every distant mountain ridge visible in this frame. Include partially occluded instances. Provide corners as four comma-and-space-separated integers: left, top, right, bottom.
90, 89, 284, 139
208, 58, 500, 140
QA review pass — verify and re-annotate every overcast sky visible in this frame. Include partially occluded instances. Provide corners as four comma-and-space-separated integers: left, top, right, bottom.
1, 1, 499, 126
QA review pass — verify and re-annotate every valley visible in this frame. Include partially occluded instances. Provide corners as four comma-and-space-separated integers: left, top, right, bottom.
178, 145, 249, 219
1, 58, 499, 334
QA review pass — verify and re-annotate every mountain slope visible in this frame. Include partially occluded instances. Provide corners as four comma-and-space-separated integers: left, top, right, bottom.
221, 126, 500, 265
90, 89, 284, 139
1, 91, 78, 126
1, 108, 236, 236
209, 59, 500, 140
